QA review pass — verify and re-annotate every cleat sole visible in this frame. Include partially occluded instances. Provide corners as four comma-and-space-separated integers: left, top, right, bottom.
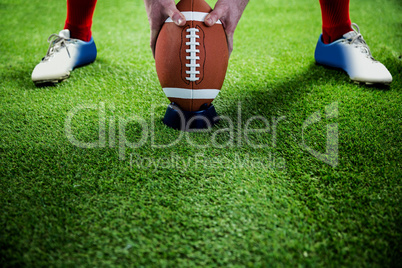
33, 74, 70, 86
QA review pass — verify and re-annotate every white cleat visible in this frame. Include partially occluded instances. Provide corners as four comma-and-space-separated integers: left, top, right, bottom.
32, 29, 97, 85
315, 23, 392, 85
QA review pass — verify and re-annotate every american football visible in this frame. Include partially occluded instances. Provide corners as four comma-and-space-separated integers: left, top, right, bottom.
155, 0, 229, 112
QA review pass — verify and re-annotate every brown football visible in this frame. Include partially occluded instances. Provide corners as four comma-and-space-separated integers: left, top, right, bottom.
155, 0, 229, 112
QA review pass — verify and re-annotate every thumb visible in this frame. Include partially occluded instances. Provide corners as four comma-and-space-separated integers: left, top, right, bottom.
204, 6, 226, 27
166, 6, 186, 26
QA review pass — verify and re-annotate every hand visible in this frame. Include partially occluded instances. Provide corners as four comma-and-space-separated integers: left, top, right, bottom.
204, 0, 249, 56
144, 0, 186, 58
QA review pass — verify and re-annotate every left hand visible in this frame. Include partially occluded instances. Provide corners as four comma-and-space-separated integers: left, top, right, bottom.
144, 0, 186, 58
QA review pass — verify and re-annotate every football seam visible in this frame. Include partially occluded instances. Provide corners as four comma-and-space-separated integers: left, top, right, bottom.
195, 25, 206, 86
180, 26, 191, 86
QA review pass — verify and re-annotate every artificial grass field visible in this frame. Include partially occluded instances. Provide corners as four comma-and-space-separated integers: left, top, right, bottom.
0, 0, 401, 266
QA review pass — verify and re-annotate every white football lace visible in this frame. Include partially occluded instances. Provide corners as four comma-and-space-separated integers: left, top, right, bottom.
185, 28, 200, 81
347, 23, 376, 61
43, 33, 71, 61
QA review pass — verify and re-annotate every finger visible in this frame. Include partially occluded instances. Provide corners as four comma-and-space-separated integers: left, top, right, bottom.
204, 5, 226, 27
164, 3, 186, 26
226, 33, 233, 57
171, 11, 186, 26
150, 29, 159, 58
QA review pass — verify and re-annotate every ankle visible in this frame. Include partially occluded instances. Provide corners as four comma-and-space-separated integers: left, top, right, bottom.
322, 24, 353, 44
64, 23, 92, 42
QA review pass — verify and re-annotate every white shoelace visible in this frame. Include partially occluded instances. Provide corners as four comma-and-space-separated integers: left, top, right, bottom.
346, 23, 376, 61
43, 33, 71, 61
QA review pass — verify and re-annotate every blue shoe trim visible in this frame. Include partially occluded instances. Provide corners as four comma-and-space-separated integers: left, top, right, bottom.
314, 34, 349, 74
163, 103, 219, 131
74, 37, 97, 68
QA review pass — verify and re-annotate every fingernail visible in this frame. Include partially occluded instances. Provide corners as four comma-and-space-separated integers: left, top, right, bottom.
173, 14, 184, 26
206, 17, 213, 25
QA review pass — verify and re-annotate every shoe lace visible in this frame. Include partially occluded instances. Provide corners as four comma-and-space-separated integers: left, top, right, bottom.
43, 33, 72, 60
347, 23, 376, 61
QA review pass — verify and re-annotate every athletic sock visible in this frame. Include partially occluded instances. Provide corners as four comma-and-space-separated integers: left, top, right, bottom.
64, 0, 97, 42
319, 0, 353, 44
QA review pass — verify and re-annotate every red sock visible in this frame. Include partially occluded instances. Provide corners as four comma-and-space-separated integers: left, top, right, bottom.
64, 0, 97, 42
319, 0, 353, 44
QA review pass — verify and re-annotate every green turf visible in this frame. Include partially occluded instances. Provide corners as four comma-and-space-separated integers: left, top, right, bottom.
0, 0, 401, 266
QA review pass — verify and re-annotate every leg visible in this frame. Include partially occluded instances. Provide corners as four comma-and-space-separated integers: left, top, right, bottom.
31, 0, 98, 85
314, 0, 392, 85
319, 0, 352, 44
64, 0, 98, 42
